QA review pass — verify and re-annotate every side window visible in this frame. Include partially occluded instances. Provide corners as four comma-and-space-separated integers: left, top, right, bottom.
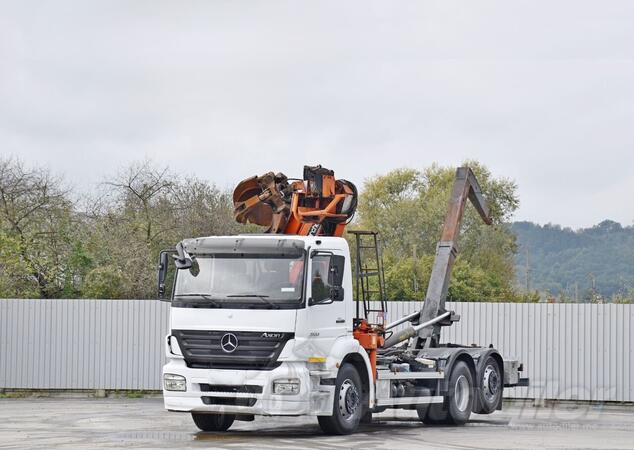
311, 255, 332, 302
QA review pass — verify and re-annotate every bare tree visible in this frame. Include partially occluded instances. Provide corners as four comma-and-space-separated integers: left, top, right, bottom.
0, 158, 75, 298
103, 160, 176, 246
0, 157, 255, 299
172, 178, 241, 238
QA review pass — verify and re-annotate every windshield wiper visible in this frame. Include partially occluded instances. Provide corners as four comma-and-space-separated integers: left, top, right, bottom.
226, 294, 280, 309
173, 293, 221, 308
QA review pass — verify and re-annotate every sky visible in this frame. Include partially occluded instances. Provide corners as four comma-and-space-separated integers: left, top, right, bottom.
2, 1, 634, 229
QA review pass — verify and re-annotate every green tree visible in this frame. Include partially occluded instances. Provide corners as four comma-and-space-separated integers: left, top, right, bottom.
0, 158, 82, 298
383, 254, 433, 300
83, 265, 126, 299
0, 230, 38, 297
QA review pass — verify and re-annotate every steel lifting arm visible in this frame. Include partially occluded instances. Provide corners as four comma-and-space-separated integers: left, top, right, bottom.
383, 167, 492, 349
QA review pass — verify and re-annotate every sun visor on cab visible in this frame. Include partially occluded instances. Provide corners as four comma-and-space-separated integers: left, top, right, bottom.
181, 236, 305, 258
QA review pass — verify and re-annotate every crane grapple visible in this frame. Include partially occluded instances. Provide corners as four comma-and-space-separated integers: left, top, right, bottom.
233, 165, 357, 237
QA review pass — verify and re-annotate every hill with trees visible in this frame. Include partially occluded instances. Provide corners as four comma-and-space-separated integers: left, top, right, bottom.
511, 220, 634, 302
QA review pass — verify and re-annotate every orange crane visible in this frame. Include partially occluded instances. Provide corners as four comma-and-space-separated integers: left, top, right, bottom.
233, 165, 357, 237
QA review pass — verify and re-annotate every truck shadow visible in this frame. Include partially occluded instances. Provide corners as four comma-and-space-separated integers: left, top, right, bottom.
194, 418, 509, 442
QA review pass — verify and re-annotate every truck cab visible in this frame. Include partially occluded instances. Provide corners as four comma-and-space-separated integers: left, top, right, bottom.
161, 234, 374, 433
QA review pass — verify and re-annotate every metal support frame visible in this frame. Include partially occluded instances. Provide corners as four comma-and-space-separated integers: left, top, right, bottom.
381, 168, 491, 350
411, 167, 492, 349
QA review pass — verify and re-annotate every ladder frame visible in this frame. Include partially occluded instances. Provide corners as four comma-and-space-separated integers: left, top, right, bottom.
349, 230, 387, 327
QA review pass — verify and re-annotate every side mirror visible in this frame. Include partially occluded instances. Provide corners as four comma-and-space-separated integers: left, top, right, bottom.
329, 255, 345, 287
157, 250, 169, 300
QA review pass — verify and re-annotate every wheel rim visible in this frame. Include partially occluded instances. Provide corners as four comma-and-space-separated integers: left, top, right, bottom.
482, 364, 499, 402
339, 378, 360, 422
454, 375, 470, 412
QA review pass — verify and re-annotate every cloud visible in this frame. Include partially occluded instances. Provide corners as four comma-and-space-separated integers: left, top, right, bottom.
2, 0, 634, 227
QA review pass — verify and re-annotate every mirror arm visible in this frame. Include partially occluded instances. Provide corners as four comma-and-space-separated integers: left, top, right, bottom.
173, 242, 193, 270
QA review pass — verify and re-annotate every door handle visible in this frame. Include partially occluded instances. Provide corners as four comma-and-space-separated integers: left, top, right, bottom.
336, 318, 345, 324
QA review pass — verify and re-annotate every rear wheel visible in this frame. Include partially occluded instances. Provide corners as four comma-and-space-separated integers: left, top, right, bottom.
318, 363, 364, 435
191, 413, 235, 432
418, 360, 474, 425
474, 356, 503, 414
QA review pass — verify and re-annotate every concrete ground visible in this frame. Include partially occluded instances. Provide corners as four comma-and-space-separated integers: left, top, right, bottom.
0, 398, 632, 449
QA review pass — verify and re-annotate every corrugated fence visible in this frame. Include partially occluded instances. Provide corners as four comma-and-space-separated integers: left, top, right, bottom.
375, 301, 634, 403
1, 299, 632, 402
0, 299, 170, 390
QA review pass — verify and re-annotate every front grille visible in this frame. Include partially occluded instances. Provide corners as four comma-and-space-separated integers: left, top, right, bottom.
202, 397, 257, 407
200, 384, 263, 394
172, 329, 294, 370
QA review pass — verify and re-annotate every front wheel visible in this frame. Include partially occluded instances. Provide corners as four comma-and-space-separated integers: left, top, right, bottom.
191, 413, 235, 432
318, 363, 364, 435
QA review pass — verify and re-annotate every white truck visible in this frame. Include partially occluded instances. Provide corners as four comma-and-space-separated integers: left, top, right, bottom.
157, 166, 527, 434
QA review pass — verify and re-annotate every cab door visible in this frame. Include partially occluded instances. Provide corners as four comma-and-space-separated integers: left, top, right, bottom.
293, 250, 348, 358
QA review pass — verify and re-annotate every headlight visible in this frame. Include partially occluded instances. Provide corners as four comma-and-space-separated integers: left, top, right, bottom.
273, 379, 300, 395
164, 373, 186, 391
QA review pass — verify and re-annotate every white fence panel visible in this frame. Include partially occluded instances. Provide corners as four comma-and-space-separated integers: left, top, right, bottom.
0, 299, 170, 390
372, 301, 633, 402
1, 299, 632, 401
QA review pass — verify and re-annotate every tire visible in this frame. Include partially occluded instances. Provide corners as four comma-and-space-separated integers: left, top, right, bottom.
418, 360, 473, 426
318, 363, 364, 435
474, 356, 503, 414
191, 413, 235, 432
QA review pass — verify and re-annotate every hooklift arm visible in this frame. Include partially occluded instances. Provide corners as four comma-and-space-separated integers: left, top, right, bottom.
383, 167, 492, 350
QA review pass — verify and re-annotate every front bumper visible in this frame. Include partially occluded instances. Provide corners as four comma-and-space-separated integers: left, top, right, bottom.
162, 359, 335, 416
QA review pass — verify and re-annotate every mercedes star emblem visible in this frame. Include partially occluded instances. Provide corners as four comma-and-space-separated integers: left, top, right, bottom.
220, 333, 239, 353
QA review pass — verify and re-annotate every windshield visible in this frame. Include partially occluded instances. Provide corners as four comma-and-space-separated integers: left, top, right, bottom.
173, 254, 305, 308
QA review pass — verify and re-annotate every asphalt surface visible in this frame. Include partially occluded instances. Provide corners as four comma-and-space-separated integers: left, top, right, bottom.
0, 397, 632, 449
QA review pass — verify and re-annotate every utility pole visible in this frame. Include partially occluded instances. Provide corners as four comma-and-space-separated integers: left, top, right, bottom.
412, 244, 419, 294
588, 272, 597, 303
525, 248, 530, 293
